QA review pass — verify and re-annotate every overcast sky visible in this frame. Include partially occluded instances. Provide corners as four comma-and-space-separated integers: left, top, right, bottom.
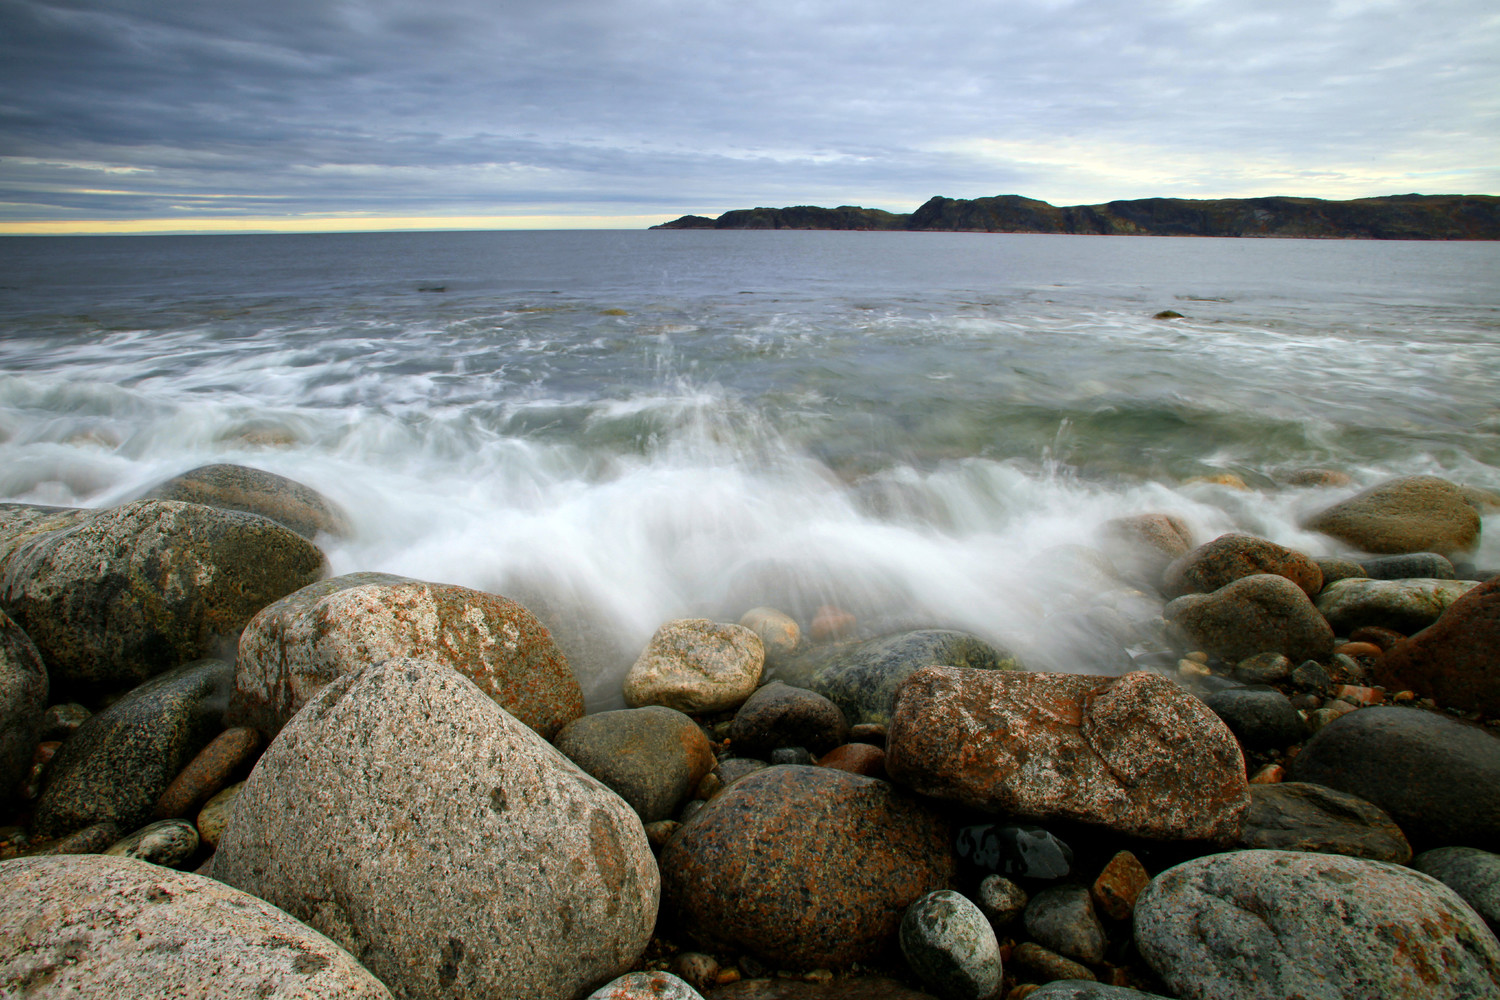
2, 0, 1497, 232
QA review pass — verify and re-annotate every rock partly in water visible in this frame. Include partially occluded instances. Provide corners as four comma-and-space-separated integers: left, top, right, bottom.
1236, 782, 1412, 862
623, 618, 764, 714
1134, 849, 1500, 1000
1096, 513, 1195, 587
1314, 576, 1478, 635
738, 607, 802, 667
1302, 475, 1482, 556
899, 889, 1003, 1000
1413, 846, 1500, 931
0, 854, 391, 998
136, 463, 351, 540
660, 764, 955, 968
232, 572, 583, 739
887, 667, 1248, 842
215, 658, 658, 1000
553, 705, 715, 822
1164, 533, 1322, 598
1377, 576, 1500, 715
1164, 575, 1334, 664
730, 681, 849, 757
0, 609, 46, 804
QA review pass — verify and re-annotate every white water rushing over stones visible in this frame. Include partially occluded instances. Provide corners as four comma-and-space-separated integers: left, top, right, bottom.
2, 230, 1498, 709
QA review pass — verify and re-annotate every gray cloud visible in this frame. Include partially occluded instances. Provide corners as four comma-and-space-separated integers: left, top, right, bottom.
1, 0, 1496, 227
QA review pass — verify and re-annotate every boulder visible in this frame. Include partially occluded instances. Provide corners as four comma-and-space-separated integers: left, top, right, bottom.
0, 500, 327, 698
1287, 706, 1500, 851
623, 618, 763, 714
1164, 574, 1334, 664
1236, 782, 1411, 862
31, 659, 232, 840
886, 667, 1248, 842
1023, 885, 1106, 964
1314, 576, 1478, 635
553, 706, 715, 822
215, 658, 657, 1000
1414, 847, 1500, 930
1361, 552, 1456, 580
899, 890, 1003, 1000
0, 855, 391, 998
1377, 576, 1500, 715
1164, 533, 1322, 598
136, 463, 351, 539
0, 609, 46, 803
730, 681, 849, 757
231, 572, 582, 739
659, 764, 954, 968
1134, 849, 1500, 1000
1302, 475, 1481, 555
1201, 686, 1305, 753
1097, 513, 1195, 585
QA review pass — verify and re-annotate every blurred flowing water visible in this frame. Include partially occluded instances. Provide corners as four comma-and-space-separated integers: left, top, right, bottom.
2, 229, 1497, 707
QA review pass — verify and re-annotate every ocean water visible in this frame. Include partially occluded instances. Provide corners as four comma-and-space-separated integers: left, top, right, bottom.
2, 229, 1497, 708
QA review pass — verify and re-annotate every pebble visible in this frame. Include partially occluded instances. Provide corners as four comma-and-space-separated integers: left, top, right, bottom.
104, 818, 199, 868
899, 890, 1004, 1000
1090, 851, 1150, 921
809, 605, 857, 641
29, 820, 120, 857
977, 875, 1029, 928
672, 952, 721, 992
1231, 652, 1292, 685
770, 747, 813, 766
1023, 885, 1106, 964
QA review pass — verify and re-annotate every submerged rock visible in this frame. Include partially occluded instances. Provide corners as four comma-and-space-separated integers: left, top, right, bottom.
1302, 474, 1481, 555
136, 462, 351, 539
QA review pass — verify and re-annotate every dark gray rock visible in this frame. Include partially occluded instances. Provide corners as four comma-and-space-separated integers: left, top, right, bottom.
135, 463, 351, 540
1414, 847, 1500, 930
770, 746, 813, 765
956, 824, 1073, 880
1134, 849, 1500, 1000
1028, 984, 1172, 1000
1202, 685, 1305, 752
37, 702, 89, 742
716, 757, 768, 787
1313, 556, 1365, 589
1237, 782, 1411, 862
31, 659, 232, 840
1023, 885, 1106, 965
553, 705, 716, 822
0, 609, 46, 804
1231, 652, 1292, 685
104, 818, 199, 868
1289, 660, 1334, 695
29, 821, 120, 856
899, 890, 1003, 1000
730, 681, 848, 756
1360, 552, 1456, 580
1287, 706, 1500, 850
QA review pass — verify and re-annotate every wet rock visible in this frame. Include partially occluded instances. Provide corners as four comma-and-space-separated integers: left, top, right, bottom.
31, 659, 232, 840
196, 781, 243, 850
1010, 943, 1095, 984
887, 667, 1248, 842
216, 658, 657, 1000
1202, 685, 1305, 752
957, 824, 1074, 880
1377, 576, 1500, 715
553, 705, 715, 822
900, 890, 1003, 1000
775, 629, 1019, 727
0, 500, 327, 699
1287, 706, 1500, 850
1091, 850, 1150, 922
1164, 574, 1334, 664
104, 818, 199, 868
153, 725, 260, 820
232, 572, 583, 739
977, 875, 1028, 928
1289, 659, 1334, 695
0, 854, 391, 997
817, 742, 887, 778
1097, 513, 1195, 586
1026, 984, 1171, 1000
1024, 885, 1106, 964
1313, 556, 1365, 589
587, 971, 706, 1000
739, 607, 802, 667
716, 757, 768, 787
0, 609, 46, 804
1230, 651, 1292, 685
1314, 576, 1477, 635
1302, 474, 1482, 555
1361, 551, 1456, 580
660, 764, 955, 968
1134, 849, 1500, 1000
624, 618, 764, 714
136, 463, 351, 540
1164, 533, 1322, 598
771, 746, 813, 765
730, 681, 848, 756
1236, 782, 1411, 862
1413, 847, 1500, 930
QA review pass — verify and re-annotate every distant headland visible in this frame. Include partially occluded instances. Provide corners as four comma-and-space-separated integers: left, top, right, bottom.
651, 193, 1500, 240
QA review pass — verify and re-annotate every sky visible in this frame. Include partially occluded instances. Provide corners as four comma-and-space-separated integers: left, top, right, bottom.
1, 0, 1497, 234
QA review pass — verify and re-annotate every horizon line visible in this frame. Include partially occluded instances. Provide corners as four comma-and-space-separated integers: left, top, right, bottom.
0, 213, 675, 237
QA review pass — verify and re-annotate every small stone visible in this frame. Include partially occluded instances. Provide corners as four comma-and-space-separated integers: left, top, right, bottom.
900, 890, 1004, 1000
1248, 764, 1285, 784
956, 824, 1073, 880
1413, 846, 1500, 930
717, 757, 769, 787
645, 820, 681, 851
195, 781, 243, 850
553, 706, 716, 822
1289, 660, 1333, 694
672, 952, 720, 993
1314, 556, 1366, 588
153, 726, 261, 820
1024, 885, 1106, 964
1091, 851, 1150, 922
1231, 652, 1292, 685
1333, 684, 1382, 706
104, 818, 199, 868
1010, 943, 1096, 984
625, 619, 764, 714
770, 747, 813, 766
849, 723, 887, 745
37, 703, 89, 743
1177, 660, 1211, 678
817, 743, 887, 778
977, 876, 1028, 928
739, 607, 802, 666
587, 971, 706, 1000
1377, 576, 1500, 716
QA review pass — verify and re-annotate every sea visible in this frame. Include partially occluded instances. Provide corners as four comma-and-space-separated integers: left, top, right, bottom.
1, 229, 1497, 709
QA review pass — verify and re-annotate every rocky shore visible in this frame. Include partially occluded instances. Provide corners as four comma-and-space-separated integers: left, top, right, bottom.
2, 463, 1499, 999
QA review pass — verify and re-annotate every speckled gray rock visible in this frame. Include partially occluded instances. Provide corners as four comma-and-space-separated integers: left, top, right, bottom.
29, 820, 120, 856
0, 854, 391, 998
0, 608, 46, 804
231, 572, 583, 739
1134, 849, 1500, 1000
1314, 576, 1478, 635
899, 890, 1003, 1000
587, 971, 707, 999
216, 658, 657, 1000
623, 618, 764, 713
1414, 847, 1500, 930
1164, 574, 1334, 664
730, 681, 849, 756
553, 706, 716, 822
1360, 552, 1456, 580
1027, 983, 1172, 1000
738, 607, 802, 667
31, 658, 232, 840
0, 500, 327, 698
1202, 686, 1305, 752
136, 463, 351, 539
976, 875, 1028, 929
1237, 782, 1411, 862
105, 818, 200, 868
1303, 475, 1482, 556
1023, 885, 1106, 965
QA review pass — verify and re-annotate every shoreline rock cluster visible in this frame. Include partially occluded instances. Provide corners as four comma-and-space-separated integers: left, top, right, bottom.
2, 464, 1499, 999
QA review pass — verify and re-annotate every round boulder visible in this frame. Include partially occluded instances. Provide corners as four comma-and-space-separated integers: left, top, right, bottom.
1302, 475, 1481, 556
623, 618, 763, 714
553, 706, 715, 822
1314, 577, 1477, 636
730, 681, 849, 757
1164, 533, 1322, 598
136, 463, 351, 540
899, 889, 1003, 1000
1164, 574, 1334, 664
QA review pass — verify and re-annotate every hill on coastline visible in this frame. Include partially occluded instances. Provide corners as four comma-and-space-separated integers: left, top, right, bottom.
651, 193, 1500, 239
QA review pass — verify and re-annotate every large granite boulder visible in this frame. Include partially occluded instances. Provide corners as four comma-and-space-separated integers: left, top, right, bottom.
1236, 782, 1411, 862
231, 572, 582, 739
31, 658, 232, 840
216, 658, 656, 1000
660, 764, 954, 968
623, 618, 763, 714
0, 854, 391, 998
1302, 475, 1482, 555
1164, 574, 1334, 664
0, 608, 46, 804
886, 667, 1248, 842
0, 499, 327, 698
1287, 706, 1500, 851
1134, 850, 1500, 1000
135, 463, 351, 539
553, 706, 715, 822
1164, 533, 1322, 598
1377, 576, 1500, 714
1314, 576, 1478, 635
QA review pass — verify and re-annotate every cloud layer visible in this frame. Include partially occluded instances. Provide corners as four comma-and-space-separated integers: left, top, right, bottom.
2, 0, 1497, 229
